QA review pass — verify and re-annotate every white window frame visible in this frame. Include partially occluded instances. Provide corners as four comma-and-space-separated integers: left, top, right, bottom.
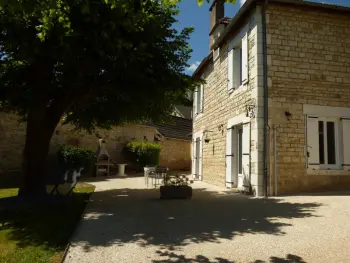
227, 25, 249, 94
304, 104, 350, 175
193, 84, 204, 118
317, 117, 341, 170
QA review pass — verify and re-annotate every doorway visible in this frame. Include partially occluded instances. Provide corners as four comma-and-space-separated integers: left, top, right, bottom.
192, 135, 202, 180
226, 122, 250, 190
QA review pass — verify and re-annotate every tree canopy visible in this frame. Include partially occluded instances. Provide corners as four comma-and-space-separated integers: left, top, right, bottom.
0, 0, 199, 195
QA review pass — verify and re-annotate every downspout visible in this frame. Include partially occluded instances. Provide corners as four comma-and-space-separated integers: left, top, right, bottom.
274, 125, 278, 196
262, 0, 269, 198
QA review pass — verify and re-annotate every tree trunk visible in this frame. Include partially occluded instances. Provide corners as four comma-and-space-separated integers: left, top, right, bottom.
18, 106, 64, 197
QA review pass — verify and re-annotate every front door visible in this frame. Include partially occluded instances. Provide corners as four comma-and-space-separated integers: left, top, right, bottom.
237, 127, 244, 189
239, 122, 250, 191
192, 136, 202, 180
226, 127, 238, 187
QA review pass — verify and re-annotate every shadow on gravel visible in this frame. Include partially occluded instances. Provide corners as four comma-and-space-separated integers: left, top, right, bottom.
71, 186, 321, 253
152, 251, 306, 263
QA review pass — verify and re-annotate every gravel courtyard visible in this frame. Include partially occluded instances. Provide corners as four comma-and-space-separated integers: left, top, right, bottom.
64, 176, 350, 263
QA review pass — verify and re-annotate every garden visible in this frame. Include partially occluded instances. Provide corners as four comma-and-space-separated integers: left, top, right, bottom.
0, 146, 96, 263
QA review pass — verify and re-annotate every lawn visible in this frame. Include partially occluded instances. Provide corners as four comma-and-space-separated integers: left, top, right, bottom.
0, 183, 95, 263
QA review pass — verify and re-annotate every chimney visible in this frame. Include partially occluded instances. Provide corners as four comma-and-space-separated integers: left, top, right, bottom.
209, 0, 225, 50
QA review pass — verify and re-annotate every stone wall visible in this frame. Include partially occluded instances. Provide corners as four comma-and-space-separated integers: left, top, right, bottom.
266, 3, 350, 194
0, 113, 156, 174
0, 113, 192, 176
193, 7, 265, 195
159, 138, 191, 170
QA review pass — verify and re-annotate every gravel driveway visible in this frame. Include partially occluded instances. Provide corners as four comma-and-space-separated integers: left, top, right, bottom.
64, 176, 350, 263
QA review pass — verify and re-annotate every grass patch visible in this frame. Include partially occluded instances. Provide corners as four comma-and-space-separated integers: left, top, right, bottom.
0, 183, 95, 263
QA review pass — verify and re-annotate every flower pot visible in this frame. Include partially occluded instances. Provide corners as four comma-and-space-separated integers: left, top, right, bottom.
160, 185, 192, 199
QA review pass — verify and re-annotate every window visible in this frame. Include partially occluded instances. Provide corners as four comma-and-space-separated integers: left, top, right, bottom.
193, 84, 204, 116
307, 116, 340, 170
227, 33, 248, 92
318, 120, 336, 165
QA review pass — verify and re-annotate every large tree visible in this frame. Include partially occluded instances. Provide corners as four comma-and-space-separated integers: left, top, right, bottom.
0, 0, 198, 196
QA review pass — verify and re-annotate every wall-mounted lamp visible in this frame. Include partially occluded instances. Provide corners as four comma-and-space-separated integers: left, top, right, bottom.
203, 130, 213, 143
285, 111, 292, 121
246, 105, 256, 118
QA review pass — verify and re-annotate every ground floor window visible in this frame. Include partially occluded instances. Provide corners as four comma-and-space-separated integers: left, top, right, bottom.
307, 116, 350, 170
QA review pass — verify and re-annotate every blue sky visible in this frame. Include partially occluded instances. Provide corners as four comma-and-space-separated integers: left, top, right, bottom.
173, 0, 350, 74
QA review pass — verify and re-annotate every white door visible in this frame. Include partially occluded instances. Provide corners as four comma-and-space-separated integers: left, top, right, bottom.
193, 137, 202, 180
237, 127, 243, 189
226, 127, 238, 187
238, 122, 250, 191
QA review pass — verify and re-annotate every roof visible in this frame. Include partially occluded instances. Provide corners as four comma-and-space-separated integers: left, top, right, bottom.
152, 116, 192, 141
193, 0, 350, 77
174, 105, 193, 119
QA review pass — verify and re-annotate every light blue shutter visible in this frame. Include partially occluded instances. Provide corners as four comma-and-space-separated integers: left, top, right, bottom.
341, 118, 350, 170
241, 122, 250, 191
307, 116, 320, 170
227, 49, 234, 92
242, 33, 248, 83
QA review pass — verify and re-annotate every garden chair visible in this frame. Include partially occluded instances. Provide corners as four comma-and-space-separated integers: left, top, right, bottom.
50, 167, 84, 196
149, 167, 168, 188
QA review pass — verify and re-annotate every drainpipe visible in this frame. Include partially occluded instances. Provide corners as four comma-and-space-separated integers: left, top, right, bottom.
274, 125, 278, 196
262, 0, 268, 198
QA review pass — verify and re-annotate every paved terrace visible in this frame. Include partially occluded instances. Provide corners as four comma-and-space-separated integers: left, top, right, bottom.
65, 176, 350, 263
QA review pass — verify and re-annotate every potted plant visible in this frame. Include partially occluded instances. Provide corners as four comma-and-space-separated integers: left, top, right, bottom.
160, 174, 193, 199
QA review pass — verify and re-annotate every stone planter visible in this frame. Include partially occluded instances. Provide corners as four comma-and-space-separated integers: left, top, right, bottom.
160, 185, 192, 199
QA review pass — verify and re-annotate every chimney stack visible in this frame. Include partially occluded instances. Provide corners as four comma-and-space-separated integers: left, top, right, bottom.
209, 0, 225, 50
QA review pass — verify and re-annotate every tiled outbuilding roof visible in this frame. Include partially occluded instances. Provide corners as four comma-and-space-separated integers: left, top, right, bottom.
152, 116, 192, 141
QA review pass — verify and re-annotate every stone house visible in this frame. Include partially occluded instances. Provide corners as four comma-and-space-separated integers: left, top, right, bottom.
0, 112, 192, 177
192, 0, 350, 196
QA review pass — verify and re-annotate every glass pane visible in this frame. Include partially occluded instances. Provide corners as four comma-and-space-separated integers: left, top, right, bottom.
240, 47, 243, 85
327, 122, 336, 164
238, 129, 243, 174
318, 121, 324, 164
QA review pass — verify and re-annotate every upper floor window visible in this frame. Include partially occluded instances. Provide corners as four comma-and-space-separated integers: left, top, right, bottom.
227, 32, 248, 92
193, 84, 204, 117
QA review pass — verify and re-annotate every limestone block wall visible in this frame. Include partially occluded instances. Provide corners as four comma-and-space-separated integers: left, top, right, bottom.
266, 3, 350, 194
0, 113, 156, 174
159, 138, 191, 170
193, 6, 265, 195
0, 113, 27, 173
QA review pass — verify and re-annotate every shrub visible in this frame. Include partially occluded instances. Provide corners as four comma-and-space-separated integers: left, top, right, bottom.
125, 141, 161, 167
58, 146, 96, 171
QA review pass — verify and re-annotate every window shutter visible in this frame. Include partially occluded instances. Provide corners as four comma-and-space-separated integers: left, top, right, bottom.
200, 84, 204, 113
341, 118, 350, 170
191, 139, 196, 175
193, 88, 198, 116
307, 116, 320, 169
242, 33, 248, 84
227, 49, 234, 92
233, 48, 240, 89
226, 127, 234, 186
241, 122, 250, 190
199, 136, 203, 178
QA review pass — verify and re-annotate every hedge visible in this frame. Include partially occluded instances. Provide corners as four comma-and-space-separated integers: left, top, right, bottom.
58, 146, 96, 172
124, 141, 161, 167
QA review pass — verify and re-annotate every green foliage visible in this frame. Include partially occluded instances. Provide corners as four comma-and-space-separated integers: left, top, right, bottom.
0, 184, 94, 262
0, 0, 198, 130
58, 146, 96, 170
125, 141, 161, 167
